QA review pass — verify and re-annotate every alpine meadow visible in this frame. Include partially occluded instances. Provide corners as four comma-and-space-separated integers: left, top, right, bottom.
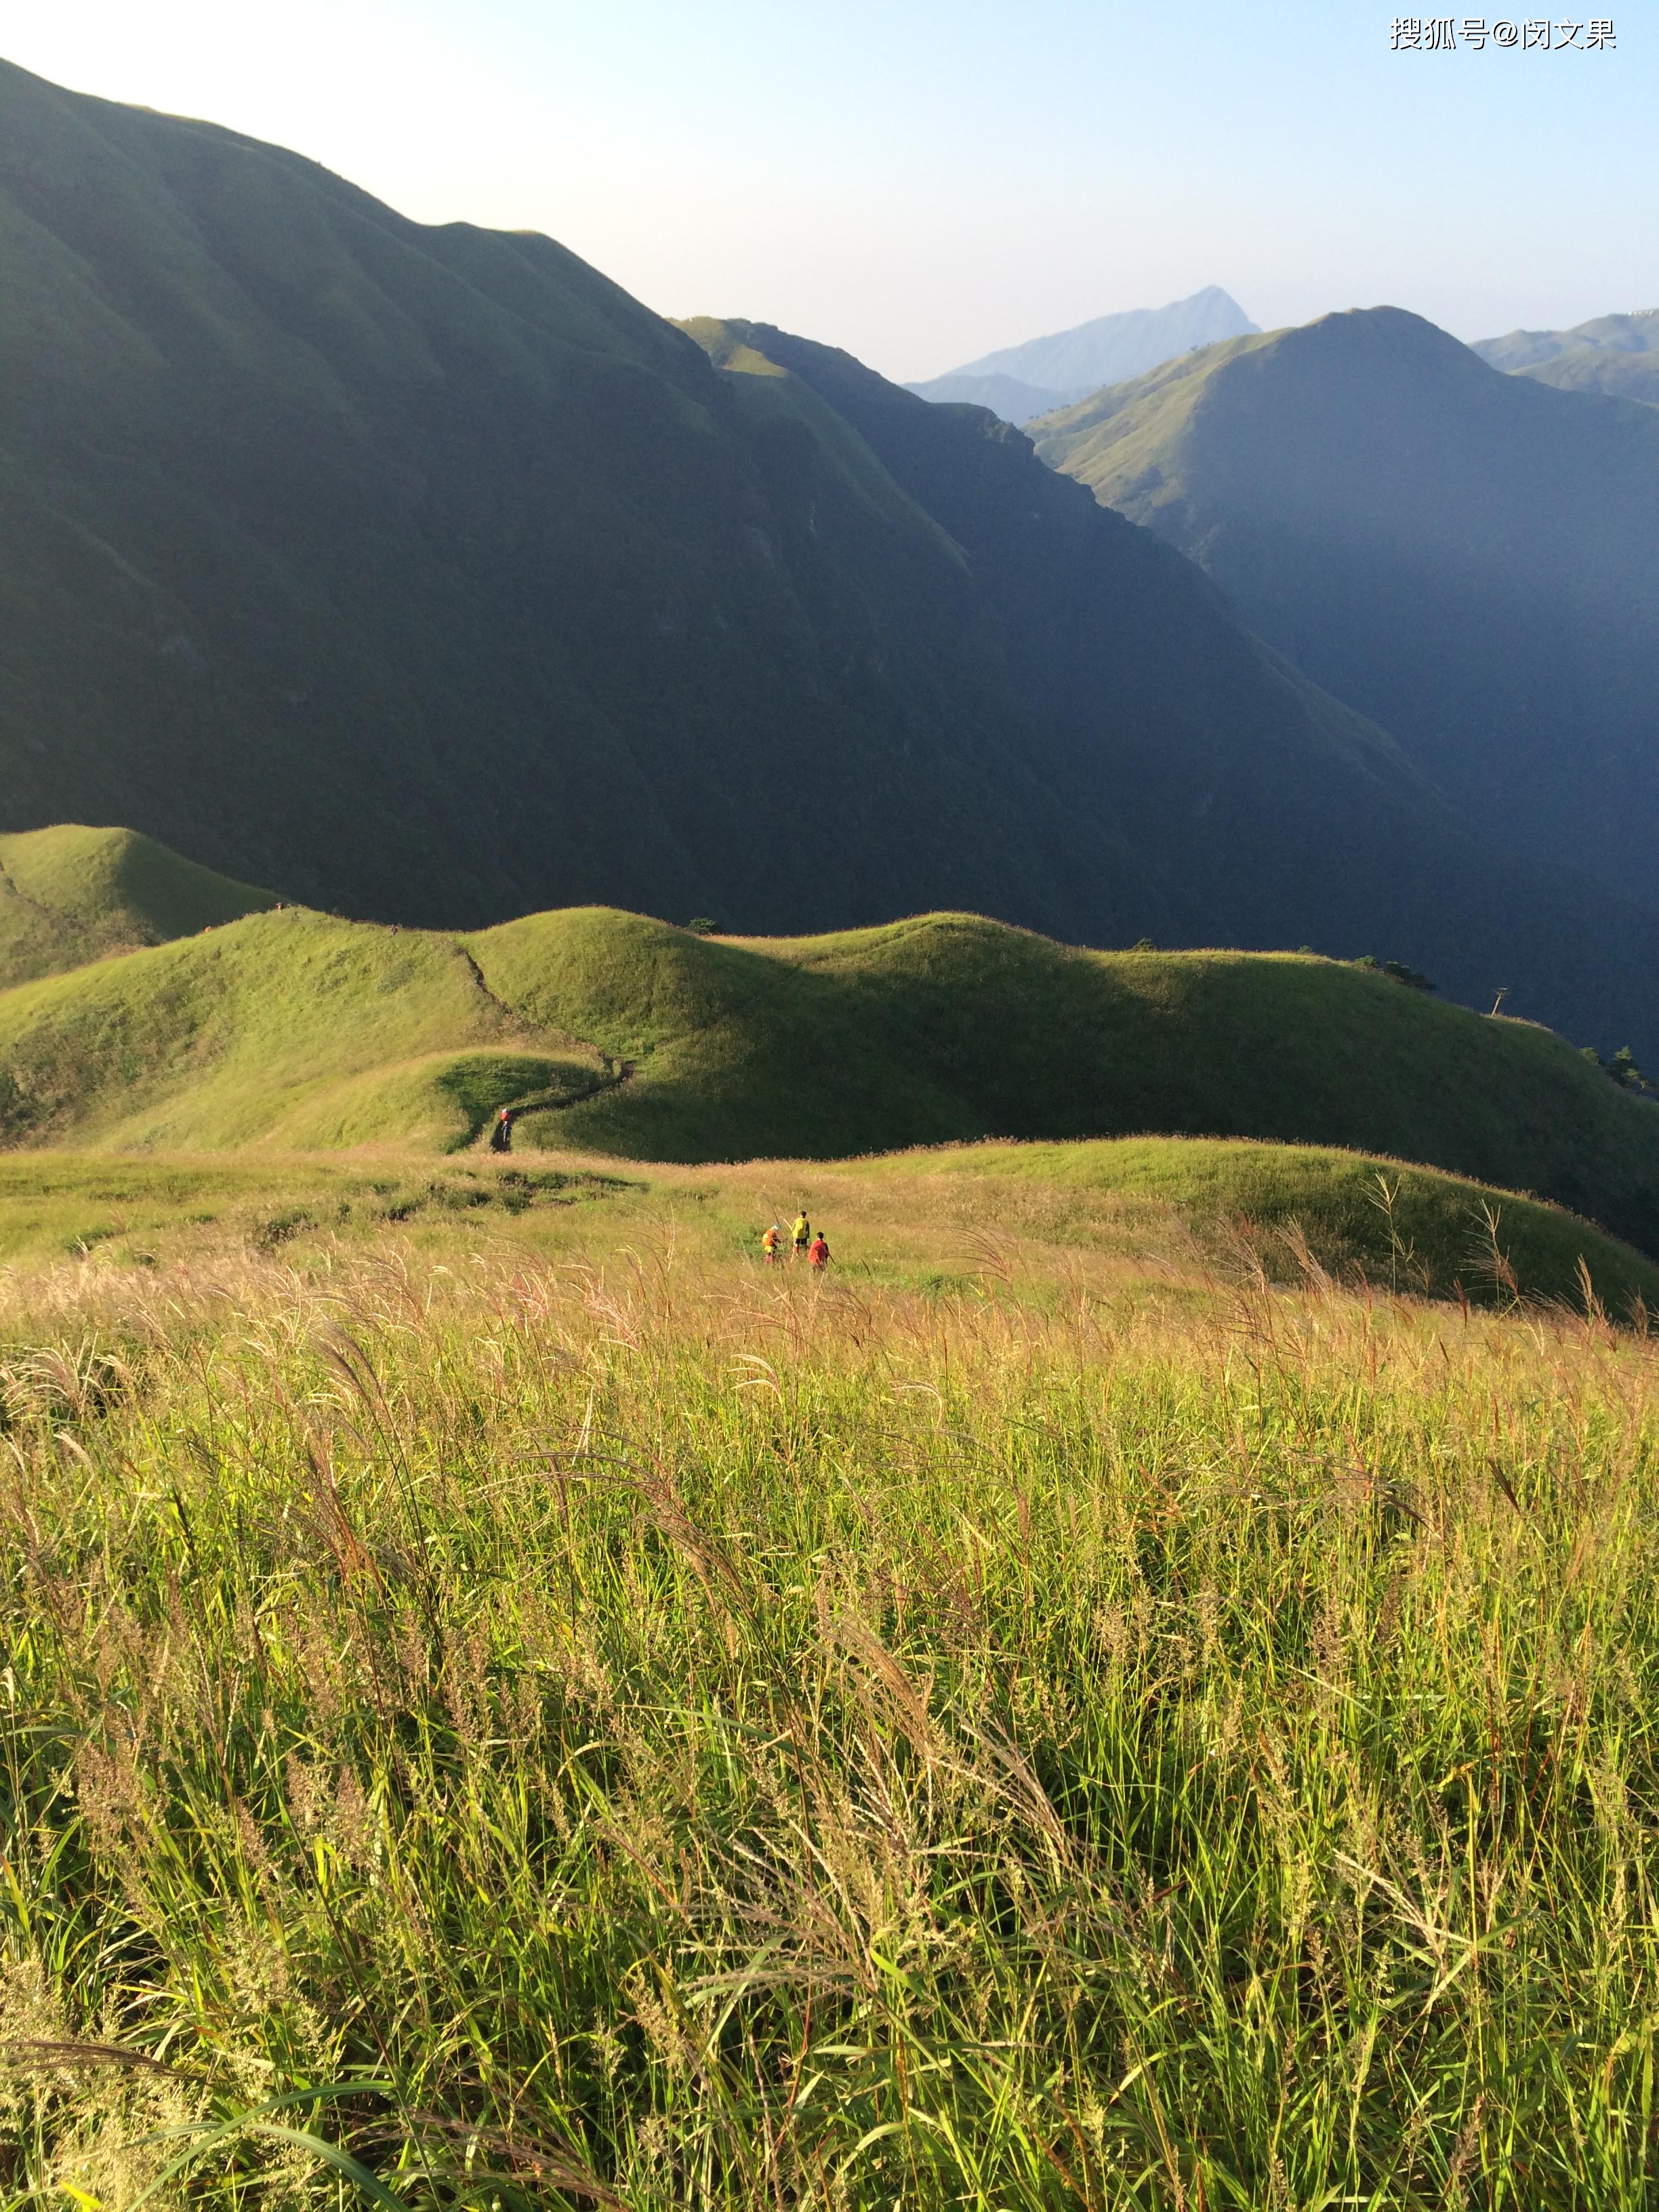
5, 26, 1659, 2212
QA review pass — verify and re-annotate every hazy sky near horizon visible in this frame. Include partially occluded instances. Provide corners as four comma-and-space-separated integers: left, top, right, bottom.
6, 1, 1652, 379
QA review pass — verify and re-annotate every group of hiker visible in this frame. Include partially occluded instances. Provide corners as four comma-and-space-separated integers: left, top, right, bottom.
485, 1108, 832, 1275
762, 1210, 830, 1269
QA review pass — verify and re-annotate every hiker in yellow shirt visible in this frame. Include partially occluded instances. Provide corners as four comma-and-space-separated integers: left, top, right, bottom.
792, 1211, 811, 1258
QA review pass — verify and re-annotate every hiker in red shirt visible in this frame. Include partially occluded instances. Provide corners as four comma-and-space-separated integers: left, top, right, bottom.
808, 1231, 830, 1271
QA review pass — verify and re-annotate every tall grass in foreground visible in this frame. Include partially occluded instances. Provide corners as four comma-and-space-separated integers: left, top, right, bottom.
3, 1246, 1659, 2209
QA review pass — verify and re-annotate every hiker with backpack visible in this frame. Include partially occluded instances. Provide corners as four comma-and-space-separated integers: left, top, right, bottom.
808, 1230, 830, 1271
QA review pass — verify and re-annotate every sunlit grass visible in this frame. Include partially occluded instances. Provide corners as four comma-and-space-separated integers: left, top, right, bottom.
3, 1229, 1658, 2207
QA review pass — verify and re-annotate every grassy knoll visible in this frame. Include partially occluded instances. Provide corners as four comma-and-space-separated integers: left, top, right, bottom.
846, 1135, 1659, 1315
6, 901, 1659, 1255
0, 824, 275, 987
0, 1151, 642, 1270
5, 1202, 1659, 2207
0, 907, 611, 1153
0, 1126, 1654, 1322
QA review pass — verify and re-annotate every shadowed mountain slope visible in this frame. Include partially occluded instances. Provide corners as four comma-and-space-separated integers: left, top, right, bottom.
1031, 308, 1659, 926
5, 898, 1659, 1260
0, 56, 1133, 941
694, 319, 1659, 1061
0, 825, 275, 987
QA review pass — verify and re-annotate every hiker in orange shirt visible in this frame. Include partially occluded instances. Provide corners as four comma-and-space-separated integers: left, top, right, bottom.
762, 1223, 783, 1265
808, 1230, 830, 1271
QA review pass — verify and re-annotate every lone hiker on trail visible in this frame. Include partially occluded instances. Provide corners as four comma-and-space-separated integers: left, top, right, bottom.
792, 1210, 811, 1258
491, 1107, 515, 1153
808, 1230, 830, 1271
762, 1223, 782, 1265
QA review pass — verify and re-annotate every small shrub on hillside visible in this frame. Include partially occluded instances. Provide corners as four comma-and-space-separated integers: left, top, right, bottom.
1582, 1044, 1652, 1092
251, 1207, 314, 1249
1353, 955, 1435, 990
1611, 1045, 1648, 1090
1382, 959, 1435, 991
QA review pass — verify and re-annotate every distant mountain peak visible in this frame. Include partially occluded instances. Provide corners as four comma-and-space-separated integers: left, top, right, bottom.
906, 287, 1259, 421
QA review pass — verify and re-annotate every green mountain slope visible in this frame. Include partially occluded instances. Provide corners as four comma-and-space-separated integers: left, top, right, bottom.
4, 898, 1658, 1258
1473, 310, 1659, 401
0, 824, 275, 987
0, 58, 1288, 965
1517, 350, 1659, 403
7, 59, 1659, 1056
1031, 308, 1659, 939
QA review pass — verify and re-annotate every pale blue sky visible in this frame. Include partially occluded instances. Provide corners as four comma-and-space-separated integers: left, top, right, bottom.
7, 1, 1651, 379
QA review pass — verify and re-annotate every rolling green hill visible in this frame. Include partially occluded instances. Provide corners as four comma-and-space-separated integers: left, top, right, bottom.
0, 823, 275, 987
0, 905, 615, 1153
3, 896, 1658, 1259
7, 58, 1659, 1058
1029, 308, 1659, 954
